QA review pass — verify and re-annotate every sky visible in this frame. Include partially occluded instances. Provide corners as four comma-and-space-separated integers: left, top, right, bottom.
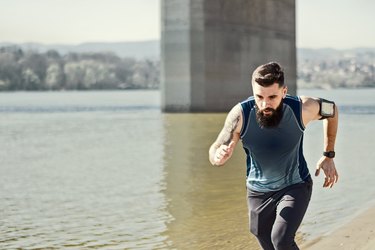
0, 0, 374, 49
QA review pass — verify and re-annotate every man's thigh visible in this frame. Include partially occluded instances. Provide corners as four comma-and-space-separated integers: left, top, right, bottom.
273, 181, 313, 235
247, 189, 277, 236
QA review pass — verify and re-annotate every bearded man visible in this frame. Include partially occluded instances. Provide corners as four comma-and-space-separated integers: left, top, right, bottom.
208, 62, 339, 250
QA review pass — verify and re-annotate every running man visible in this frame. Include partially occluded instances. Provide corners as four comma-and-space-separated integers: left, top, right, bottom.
209, 62, 339, 250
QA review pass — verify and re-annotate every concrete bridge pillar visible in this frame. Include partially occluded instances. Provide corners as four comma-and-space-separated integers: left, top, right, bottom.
161, 0, 296, 112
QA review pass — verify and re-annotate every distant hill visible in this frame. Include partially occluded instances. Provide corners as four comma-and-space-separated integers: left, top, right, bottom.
0, 40, 160, 59
298, 47, 375, 61
1, 40, 375, 62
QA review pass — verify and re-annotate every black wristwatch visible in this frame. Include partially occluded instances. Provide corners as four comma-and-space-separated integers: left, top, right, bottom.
323, 151, 335, 158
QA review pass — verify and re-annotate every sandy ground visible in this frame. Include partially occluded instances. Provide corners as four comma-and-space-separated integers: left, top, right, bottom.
301, 206, 375, 250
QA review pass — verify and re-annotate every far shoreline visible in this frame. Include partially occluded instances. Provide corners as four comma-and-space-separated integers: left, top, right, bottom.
0, 86, 374, 93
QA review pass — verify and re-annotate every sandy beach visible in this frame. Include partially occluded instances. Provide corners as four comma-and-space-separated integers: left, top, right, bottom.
301, 206, 375, 250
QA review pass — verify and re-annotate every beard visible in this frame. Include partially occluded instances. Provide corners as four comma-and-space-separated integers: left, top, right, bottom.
255, 101, 284, 128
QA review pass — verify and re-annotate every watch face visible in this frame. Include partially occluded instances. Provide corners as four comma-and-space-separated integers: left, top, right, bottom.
321, 102, 335, 116
324, 151, 335, 158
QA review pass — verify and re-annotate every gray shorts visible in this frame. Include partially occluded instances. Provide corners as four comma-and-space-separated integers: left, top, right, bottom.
247, 177, 313, 250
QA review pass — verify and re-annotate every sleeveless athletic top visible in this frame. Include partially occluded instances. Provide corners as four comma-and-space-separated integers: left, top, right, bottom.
240, 95, 311, 192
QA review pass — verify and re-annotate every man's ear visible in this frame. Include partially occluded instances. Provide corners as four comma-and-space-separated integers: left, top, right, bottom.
282, 86, 288, 98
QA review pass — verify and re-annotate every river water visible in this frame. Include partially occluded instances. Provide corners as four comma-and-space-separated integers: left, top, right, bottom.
0, 89, 374, 249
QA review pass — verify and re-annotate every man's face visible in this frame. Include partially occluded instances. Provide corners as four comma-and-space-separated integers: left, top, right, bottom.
252, 82, 287, 128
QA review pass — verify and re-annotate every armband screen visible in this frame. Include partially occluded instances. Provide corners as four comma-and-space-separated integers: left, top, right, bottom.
319, 98, 335, 119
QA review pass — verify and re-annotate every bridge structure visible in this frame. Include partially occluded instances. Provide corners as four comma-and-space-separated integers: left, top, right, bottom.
161, 0, 296, 112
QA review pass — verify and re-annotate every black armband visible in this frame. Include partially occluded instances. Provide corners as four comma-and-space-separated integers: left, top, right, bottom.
319, 98, 335, 120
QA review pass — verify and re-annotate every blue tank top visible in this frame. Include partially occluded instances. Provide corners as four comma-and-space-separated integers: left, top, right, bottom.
240, 95, 311, 192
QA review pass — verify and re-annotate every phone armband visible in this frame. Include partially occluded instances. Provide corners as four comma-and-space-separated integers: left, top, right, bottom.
319, 98, 335, 119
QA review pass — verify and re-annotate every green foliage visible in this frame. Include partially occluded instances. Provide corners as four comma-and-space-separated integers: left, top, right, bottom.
0, 46, 160, 91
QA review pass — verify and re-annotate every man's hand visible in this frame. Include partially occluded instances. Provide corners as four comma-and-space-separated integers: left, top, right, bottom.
315, 156, 339, 188
212, 141, 236, 166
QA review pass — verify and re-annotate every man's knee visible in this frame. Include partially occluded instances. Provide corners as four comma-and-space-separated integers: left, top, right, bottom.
249, 220, 268, 239
271, 227, 298, 250
250, 228, 276, 250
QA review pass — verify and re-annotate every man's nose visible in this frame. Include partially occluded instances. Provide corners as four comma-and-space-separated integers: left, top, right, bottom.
261, 100, 269, 109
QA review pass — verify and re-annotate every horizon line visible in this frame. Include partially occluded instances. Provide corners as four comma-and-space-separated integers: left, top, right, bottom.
0, 40, 374, 51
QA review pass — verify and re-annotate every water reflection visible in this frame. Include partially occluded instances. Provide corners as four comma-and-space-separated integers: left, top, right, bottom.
162, 113, 259, 249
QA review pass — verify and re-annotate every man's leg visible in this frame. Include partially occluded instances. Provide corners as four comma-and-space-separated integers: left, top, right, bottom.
247, 189, 277, 250
271, 180, 313, 250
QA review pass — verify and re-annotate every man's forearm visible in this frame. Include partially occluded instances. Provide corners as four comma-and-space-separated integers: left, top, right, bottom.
324, 106, 339, 151
208, 104, 242, 166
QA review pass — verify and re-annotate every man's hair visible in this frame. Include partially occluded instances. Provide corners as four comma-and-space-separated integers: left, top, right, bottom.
252, 62, 284, 87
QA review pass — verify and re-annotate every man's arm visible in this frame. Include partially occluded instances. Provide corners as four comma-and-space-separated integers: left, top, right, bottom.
301, 96, 339, 188
209, 104, 242, 166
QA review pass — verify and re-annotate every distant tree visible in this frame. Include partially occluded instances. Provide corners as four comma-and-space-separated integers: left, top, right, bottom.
22, 68, 42, 90
0, 46, 161, 91
115, 58, 136, 88
46, 50, 61, 61
80, 52, 121, 65
0, 51, 22, 90
64, 62, 85, 89
132, 59, 159, 89
45, 63, 64, 90
20, 52, 48, 86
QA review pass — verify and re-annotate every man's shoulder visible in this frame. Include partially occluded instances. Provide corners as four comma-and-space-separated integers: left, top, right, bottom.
240, 96, 255, 103
283, 95, 304, 109
284, 95, 301, 103
239, 96, 256, 112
